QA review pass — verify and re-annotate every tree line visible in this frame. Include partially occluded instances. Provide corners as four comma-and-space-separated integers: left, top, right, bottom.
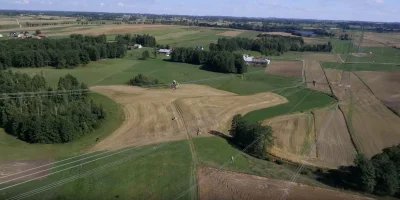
0, 71, 106, 144
212, 36, 332, 56
353, 146, 400, 196
115, 34, 156, 47
170, 47, 247, 74
0, 34, 126, 69
229, 114, 274, 158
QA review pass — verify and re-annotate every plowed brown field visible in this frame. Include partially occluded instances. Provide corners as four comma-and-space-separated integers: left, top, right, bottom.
355, 71, 400, 115
265, 61, 303, 78
198, 167, 374, 200
89, 84, 287, 151
324, 69, 400, 158
305, 60, 331, 94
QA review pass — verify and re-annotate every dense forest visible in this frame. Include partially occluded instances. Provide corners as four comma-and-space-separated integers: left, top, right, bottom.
229, 114, 274, 158
0, 71, 106, 144
353, 146, 400, 196
0, 34, 125, 69
114, 34, 157, 47
211, 36, 332, 56
170, 47, 247, 74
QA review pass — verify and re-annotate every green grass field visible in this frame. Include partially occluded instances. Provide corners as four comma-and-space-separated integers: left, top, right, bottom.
0, 140, 192, 200
347, 46, 400, 63
0, 92, 124, 161
194, 136, 329, 188
244, 87, 336, 123
322, 62, 400, 71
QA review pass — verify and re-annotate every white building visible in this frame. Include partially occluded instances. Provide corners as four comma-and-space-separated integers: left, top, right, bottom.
243, 54, 271, 65
158, 49, 172, 55
133, 44, 143, 49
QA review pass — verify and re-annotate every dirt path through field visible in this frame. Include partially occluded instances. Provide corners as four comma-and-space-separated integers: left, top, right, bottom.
198, 167, 374, 200
89, 84, 287, 152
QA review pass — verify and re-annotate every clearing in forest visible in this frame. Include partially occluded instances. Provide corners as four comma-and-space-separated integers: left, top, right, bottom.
265, 61, 303, 78
355, 71, 400, 115
90, 84, 287, 152
198, 167, 374, 200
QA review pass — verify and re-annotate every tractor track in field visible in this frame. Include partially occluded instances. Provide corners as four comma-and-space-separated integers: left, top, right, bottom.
172, 101, 198, 200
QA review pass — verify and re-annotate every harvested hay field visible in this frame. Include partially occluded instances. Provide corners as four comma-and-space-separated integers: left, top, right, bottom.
265, 61, 303, 78
305, 60, 331, 94
302, 53, 341, 62
355, 71, 400, 115
198, 167, 373, 200
262, 32, 296, 37
262, 113, 315, 157
175, 92, 287, 135
313, 107, 357, 167
89, 84, 286, 151
50, 24, 178, 36
325, 70, 400, 158
216, 30, 243, 37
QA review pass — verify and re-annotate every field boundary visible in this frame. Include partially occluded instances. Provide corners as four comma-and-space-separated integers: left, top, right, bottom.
352, 71, 400, 117
172, 101, 198, 200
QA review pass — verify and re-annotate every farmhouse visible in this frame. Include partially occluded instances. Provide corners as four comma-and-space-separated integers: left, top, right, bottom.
196, 46, 204, 50
158, 49, 172, 55
133, 44, 143, 49
243, 54, 271, 66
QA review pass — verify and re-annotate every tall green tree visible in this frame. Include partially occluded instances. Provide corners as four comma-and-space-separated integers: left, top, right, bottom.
354, 154, 376, 193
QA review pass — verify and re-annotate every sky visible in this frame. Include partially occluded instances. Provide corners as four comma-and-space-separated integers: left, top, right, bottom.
1, 0, 399, 22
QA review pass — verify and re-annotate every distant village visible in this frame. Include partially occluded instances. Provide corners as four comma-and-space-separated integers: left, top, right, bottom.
7, 32, 47, 39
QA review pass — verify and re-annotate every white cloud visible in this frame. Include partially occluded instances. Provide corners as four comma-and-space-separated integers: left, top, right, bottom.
100, 2, 105, 6
14, 0, 30, 4
117, 2, 124, 7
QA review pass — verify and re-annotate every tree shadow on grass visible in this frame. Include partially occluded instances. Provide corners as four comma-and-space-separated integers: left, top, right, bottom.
313, 166, 361, 191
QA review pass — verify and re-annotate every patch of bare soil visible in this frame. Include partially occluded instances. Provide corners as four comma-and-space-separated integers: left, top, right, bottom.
216, 30, 244, 37
303, 38, 328, 44
89, 84, 287, 151
0, 160, 52, 182
305, 60, 331, 94
198, 167, 374, 200
351, 53, 369, 57
265, 61, 303, 78
355, 71, 400, 115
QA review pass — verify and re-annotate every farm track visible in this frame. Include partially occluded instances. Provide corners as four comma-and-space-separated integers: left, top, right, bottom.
173, 101, 198, 200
